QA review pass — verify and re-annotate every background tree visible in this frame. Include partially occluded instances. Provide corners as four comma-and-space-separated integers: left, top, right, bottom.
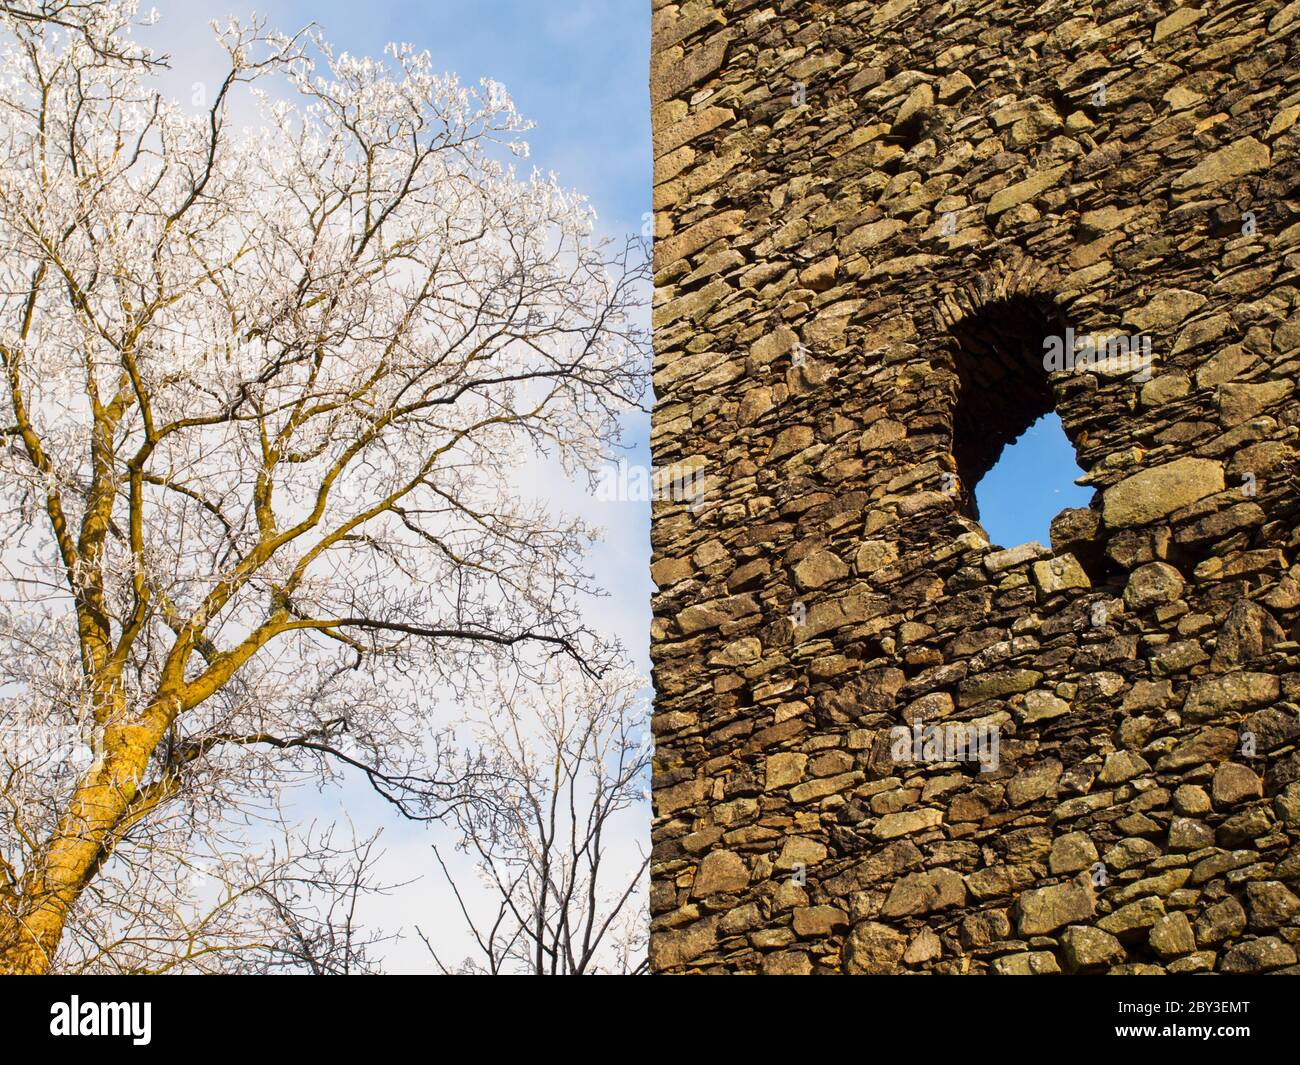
422, 662, 649, 975
0, 0, 647, 973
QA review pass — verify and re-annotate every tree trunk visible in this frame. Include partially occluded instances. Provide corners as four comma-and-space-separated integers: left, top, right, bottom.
0, 907, 62, 974
0, 714, 166, 974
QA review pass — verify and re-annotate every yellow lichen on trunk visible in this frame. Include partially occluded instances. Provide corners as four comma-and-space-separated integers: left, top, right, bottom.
0, 709, 169, 974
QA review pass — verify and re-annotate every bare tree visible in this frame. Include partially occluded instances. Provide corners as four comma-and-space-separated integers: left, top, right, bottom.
59, 818, 397, 974
237, 823, 397, 976
422, 662, 650, 975
0, 1, 647, 973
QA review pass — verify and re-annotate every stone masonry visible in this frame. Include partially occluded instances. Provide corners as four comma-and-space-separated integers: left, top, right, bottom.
649, 0, 1300, 974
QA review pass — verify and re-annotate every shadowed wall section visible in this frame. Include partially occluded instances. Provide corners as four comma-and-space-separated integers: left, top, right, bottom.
946, 296, 1062, 522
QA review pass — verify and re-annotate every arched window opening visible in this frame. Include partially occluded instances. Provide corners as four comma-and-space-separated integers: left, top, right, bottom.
945, 295, 1090, 547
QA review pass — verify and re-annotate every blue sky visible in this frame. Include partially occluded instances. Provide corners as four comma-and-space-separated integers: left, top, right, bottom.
135, 0, 654, 972
976, 412, 1093, 548
149, 0, 650, 239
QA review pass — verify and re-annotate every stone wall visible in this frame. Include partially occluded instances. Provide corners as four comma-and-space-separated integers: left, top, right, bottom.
649, 0, 1300, 974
